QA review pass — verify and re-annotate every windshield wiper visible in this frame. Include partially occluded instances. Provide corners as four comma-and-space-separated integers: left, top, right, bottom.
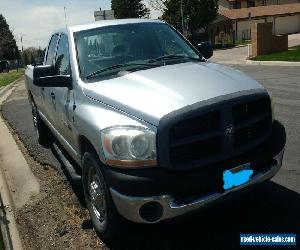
148, 55, 204, 63
85, 63, 159, 80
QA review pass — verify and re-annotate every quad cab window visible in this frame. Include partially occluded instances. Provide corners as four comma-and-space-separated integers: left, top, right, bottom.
45, 34, 59, 65
55, 34, 71, 75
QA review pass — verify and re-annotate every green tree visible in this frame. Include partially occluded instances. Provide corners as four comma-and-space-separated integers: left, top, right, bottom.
162, 0, 181, 31
23, 51, 30, 65
0, 14, 19, 60
23, 47, 45, 65
162, 0, 218, 41
112, 0, 150, 18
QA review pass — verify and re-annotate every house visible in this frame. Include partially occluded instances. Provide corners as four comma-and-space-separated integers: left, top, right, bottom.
94, 9, 115, 21
210, 0, 300, 42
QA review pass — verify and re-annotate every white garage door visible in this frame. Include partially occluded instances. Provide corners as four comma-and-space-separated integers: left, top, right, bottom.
275, 15, 300, 35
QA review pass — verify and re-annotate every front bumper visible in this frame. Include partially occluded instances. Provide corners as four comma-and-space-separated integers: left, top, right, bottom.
110, 149, 284, 223
107, 121, 286, 223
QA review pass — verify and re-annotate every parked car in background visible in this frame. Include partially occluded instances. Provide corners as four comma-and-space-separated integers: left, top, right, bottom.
25, 19, 286, 239
0, 60, 10, 73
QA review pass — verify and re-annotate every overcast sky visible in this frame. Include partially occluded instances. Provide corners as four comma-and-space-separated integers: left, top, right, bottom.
0, 0, 161, 49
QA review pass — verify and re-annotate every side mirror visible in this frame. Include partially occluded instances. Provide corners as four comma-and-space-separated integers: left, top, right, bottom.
197, 42, 213, 60
33, 65, 72, 88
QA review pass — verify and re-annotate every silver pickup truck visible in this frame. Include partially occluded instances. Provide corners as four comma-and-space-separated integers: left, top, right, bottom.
25, 19, 286, 238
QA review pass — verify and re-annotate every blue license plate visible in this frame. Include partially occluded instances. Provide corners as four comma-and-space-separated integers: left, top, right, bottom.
223, 163, 253, 191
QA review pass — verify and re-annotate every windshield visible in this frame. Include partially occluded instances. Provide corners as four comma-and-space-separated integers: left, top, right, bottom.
74, 22, 201, 81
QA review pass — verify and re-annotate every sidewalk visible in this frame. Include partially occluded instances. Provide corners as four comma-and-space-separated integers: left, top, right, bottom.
0, 78, 39, 250
211, 33, 300, 65
210, 46, 248, 65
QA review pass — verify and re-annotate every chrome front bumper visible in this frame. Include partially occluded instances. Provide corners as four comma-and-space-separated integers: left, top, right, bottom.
110, 149, 284, 224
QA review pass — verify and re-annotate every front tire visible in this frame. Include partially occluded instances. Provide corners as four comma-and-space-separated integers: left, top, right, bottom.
82, 151, 124, 240
31, 101, 52, 147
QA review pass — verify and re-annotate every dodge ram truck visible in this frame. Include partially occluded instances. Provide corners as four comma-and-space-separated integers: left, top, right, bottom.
25, 19, 286, 239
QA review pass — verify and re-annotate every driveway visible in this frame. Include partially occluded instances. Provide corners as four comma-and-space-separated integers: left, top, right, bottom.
288, 33, 300, 47
210, 46, 249, 65
1, 65, 300, 249
211, 33, 300, 65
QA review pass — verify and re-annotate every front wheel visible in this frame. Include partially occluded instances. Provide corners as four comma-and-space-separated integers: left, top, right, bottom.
82, 151, 124, 240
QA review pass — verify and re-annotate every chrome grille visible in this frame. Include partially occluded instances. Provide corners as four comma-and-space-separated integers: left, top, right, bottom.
157, 91, 272, 170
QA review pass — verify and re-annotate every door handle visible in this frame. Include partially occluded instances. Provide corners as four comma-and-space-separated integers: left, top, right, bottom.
50, 92, 55, 99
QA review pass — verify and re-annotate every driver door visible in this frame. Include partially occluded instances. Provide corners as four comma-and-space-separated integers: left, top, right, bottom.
51, 33, 77, 152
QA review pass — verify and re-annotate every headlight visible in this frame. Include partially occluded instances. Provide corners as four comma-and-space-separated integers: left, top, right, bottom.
101, 126, 157, 168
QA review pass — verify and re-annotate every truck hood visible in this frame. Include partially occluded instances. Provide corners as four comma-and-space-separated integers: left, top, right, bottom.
83, 62, 265, 126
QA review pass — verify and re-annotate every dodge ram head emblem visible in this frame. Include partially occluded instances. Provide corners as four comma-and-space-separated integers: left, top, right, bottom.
225, 125, 234, 138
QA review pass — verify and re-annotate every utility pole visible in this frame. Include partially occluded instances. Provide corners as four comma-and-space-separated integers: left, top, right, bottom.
20, 34, 24, 53
181, 0, 185, 36
20, 34, 25, 67
13, 48, 18, 72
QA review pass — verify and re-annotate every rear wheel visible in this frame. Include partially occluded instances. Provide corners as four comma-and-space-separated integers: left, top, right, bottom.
82, 151, 124, 240
31, 101, 52, 147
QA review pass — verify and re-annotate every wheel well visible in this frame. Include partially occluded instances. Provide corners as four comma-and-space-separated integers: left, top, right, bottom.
78, 135, 99, 160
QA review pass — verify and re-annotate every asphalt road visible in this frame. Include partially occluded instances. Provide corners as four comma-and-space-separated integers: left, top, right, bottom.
1, 65, 300, 249
1, 82, 61, 168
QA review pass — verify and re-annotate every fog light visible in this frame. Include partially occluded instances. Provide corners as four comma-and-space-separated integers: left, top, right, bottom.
139, 202, 163, 223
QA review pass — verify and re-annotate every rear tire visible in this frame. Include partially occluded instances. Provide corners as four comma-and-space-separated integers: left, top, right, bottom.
82, 151, 125, 240
31, 101, 52, 147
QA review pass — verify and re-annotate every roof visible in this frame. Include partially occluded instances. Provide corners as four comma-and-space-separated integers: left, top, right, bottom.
68, 19, 164, 33
219, 3, 300, 20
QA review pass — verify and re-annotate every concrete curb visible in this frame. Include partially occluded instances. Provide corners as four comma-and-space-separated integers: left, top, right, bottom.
0, 78, 23, 250
235, 44, 250, 48
245, 60, 300, 66
0, 167, 23, 250
0, 76, 32, 250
